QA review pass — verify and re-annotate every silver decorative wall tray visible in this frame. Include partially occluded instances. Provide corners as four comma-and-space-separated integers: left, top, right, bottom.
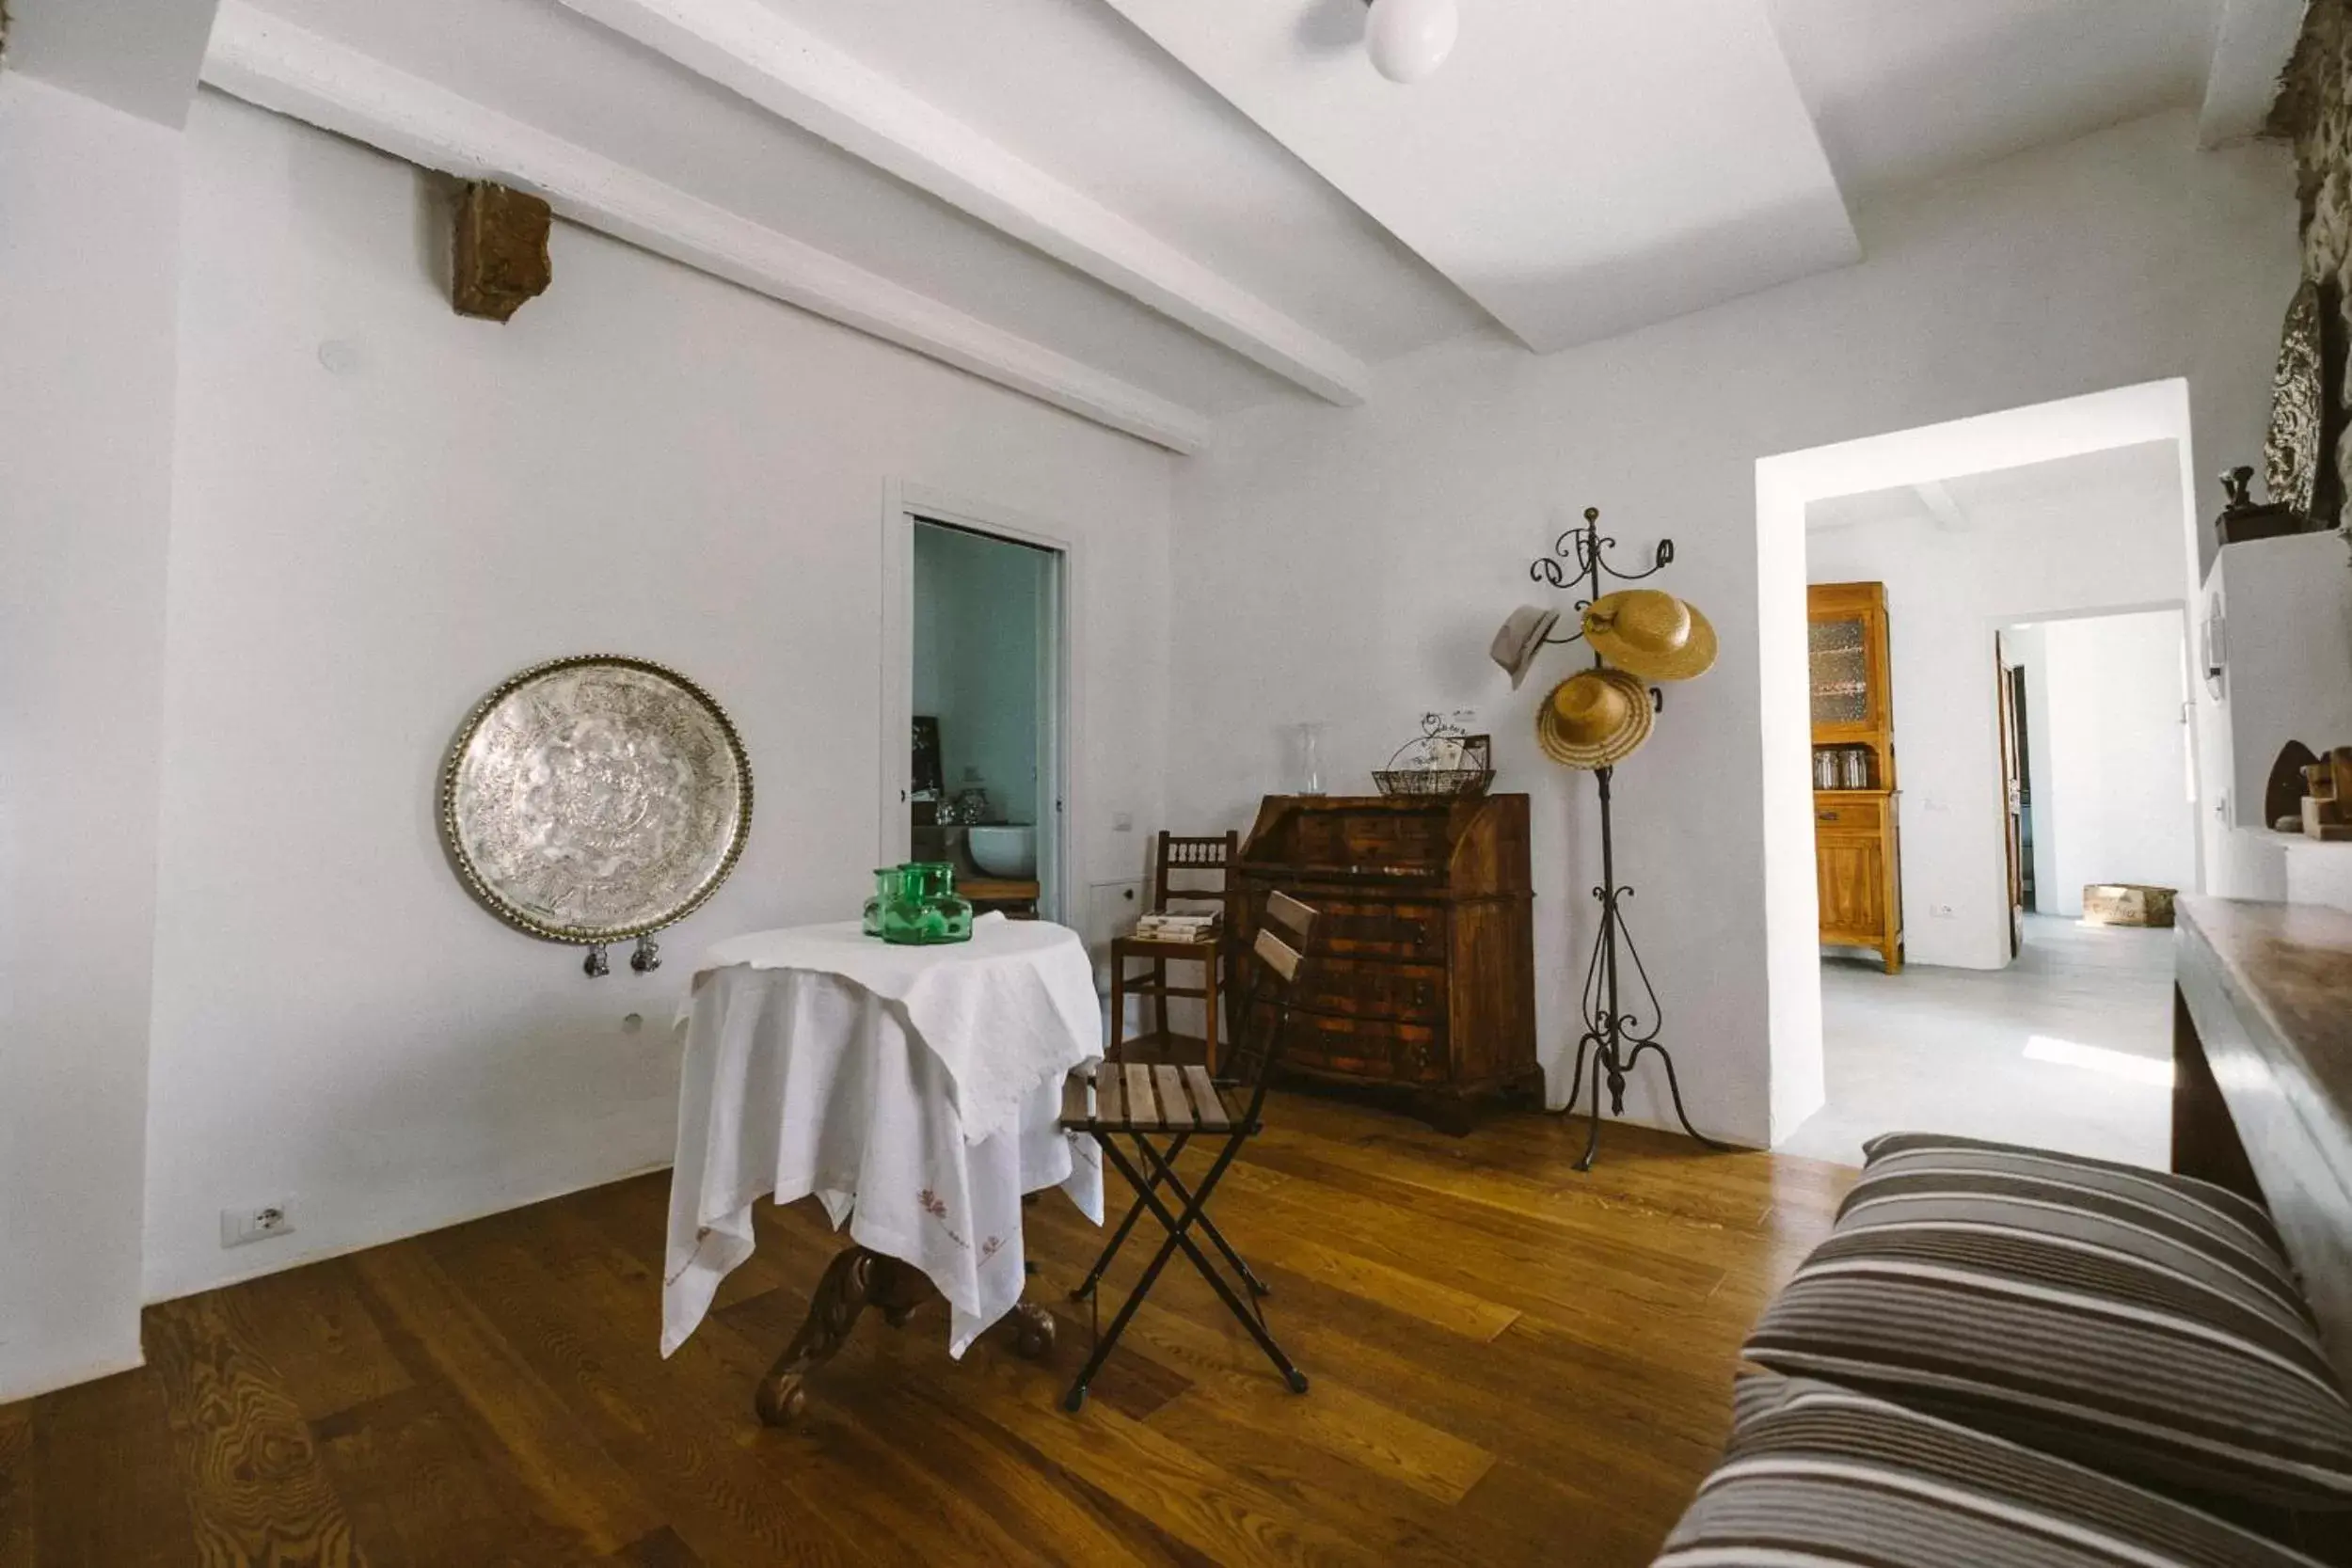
440, 656, 752, 974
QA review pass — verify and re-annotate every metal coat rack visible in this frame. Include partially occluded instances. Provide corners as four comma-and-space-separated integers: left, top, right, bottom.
1526, 507, 1726, 1170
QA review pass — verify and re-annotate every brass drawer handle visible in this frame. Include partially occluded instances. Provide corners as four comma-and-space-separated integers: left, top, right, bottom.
1817, 811, 1839, 822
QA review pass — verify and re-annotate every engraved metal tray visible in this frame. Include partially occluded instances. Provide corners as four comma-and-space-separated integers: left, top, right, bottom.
440, 656, 752, 943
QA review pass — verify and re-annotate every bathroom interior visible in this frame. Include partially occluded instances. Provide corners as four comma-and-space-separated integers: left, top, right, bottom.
911, 517, 1057, 920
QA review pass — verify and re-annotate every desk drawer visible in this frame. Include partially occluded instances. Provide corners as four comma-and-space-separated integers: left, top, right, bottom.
1280, 1013, 1448, 1085
1302, 901, 1448, 963
1293, 959, 1445, 1023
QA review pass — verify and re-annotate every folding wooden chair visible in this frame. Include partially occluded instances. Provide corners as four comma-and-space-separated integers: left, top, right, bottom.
1058, 892, 1318, 1412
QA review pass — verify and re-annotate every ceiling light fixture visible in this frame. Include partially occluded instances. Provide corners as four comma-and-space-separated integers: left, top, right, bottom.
1362, 0, 1458, 85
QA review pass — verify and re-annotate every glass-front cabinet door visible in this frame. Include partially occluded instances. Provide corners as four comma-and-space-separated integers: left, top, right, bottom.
1807, 597, 1887, 742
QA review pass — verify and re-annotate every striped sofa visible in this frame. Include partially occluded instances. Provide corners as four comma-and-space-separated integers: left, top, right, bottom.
1652, 1133, 2352, 1566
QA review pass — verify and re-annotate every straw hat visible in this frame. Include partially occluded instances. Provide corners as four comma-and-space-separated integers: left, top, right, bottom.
1582, 590, 1717, 682
1535, 669, 1654, 770
1487, 605, 1561, 689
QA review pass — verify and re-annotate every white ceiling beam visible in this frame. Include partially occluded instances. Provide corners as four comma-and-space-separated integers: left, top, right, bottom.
555, 0, 1369, 407
199, 3, 1209, 454
2200, 0, 2309, 147
1912, 480, 1971, 531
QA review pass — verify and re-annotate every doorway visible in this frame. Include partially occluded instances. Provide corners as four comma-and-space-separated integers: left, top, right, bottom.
1758, 381, 2207, 1167
882, 488, 1073, 925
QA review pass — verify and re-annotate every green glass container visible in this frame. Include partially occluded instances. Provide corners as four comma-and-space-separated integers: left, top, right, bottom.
861, 867, 904, 937
881, 861, 974, 944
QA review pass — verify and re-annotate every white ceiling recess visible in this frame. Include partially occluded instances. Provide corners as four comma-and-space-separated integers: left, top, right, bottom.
1768, 0, 2231, 198
6, 0, 221, 125
1098, 0, 1860, 354
1805, 439, 2186, 535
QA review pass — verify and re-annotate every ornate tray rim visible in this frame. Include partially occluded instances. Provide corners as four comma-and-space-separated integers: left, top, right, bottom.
438, 653, 755, 944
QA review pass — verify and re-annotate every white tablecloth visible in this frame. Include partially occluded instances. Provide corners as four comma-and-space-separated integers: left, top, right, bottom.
662, 916, 1104, 1360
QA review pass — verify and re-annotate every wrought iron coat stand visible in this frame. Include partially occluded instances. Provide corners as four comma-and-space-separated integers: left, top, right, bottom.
1527, 508, 1728, 1170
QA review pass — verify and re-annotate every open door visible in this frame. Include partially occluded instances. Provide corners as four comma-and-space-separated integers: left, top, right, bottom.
1994, 633, 2025, 959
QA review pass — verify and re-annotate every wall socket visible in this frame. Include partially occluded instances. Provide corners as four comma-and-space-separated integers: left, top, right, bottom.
220, 1202, 294, 1248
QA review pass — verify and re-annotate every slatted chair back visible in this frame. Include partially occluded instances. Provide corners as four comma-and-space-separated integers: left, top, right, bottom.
1220, 901, 1317, 1124
1154, 830, 1238, 917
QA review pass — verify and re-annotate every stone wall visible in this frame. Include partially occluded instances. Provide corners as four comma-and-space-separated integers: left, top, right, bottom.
2272, 0, 2352, 522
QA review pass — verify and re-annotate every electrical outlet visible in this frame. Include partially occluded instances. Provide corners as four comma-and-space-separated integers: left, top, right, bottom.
1931, 903, 1957, 919
1111, 812, 1134, 832
220, 1202, 294, 1248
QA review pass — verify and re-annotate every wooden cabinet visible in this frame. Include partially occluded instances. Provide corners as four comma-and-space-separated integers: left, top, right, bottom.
1232, 794, 1538, 1133
1809, 581, 1903, 973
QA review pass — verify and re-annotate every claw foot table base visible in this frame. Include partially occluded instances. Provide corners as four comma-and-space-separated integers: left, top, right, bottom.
754, 1244, 1057, 1426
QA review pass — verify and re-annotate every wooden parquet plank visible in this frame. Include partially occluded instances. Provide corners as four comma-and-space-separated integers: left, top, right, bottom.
0, 1097, 1854, 1568
421, 1215, 878, 1568
144, 1293, 362, 1566
0, 1399, 32, 1568
947, 1343, 1398, 1568
21, 1366, 196, 1568
346, 1244, 663, 1560
223, 1258, 410, 1424
310, 1384, 586, 1567
1025, 1252, 1496, 1508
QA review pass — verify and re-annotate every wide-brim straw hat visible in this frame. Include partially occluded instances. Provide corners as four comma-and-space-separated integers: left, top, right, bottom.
1582, 589, 1717, 682
1535, 668, 1654, 770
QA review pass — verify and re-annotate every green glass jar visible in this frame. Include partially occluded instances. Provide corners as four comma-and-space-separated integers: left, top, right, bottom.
861, 867, 904, 937
881, 861, 974, 944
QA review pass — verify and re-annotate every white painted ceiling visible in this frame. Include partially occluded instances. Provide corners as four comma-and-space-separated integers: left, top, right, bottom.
1805, 439, 2186, 534
11, 0, 2299, 447
1767, 0, 2225, 198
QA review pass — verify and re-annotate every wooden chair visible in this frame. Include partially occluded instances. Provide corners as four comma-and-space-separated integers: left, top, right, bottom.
1108, 830, 1238, 1071
1058, 892, 1318, 1412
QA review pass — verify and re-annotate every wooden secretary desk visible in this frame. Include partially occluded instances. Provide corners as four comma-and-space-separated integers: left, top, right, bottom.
1231, 794, 1539, 1133
1809, 581, 1903, 973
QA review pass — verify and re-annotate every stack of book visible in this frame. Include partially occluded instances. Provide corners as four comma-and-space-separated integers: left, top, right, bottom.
1134, 911, 1220, 942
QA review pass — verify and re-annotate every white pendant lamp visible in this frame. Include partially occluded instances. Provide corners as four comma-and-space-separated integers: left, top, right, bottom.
1363, 0, 1458, 84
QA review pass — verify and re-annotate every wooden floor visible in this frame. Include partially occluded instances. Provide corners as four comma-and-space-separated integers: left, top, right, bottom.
0, 1095, 1849, 1567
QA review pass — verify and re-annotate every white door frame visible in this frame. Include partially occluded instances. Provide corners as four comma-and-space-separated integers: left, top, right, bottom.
880, 479, 1080, 925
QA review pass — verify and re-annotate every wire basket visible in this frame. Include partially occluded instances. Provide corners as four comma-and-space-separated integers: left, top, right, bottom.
1372, 767, 1493, 798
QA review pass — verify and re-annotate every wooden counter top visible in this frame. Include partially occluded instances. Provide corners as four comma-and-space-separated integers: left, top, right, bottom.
2174, 896, 2352, 1383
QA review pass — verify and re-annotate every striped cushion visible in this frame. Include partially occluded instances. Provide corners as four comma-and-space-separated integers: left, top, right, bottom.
1653, 1374, 2328, 1567
1744, 1132, 2352, 1510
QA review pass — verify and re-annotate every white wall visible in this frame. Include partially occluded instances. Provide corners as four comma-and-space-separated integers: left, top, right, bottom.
2032, 610, 2198, 915
913, 524, 1048, 826
1803, 447, 2188, 968
2204, 532, 2352, 831
1167, 111, 2295, 1148
140, 90, 1174, 1302
0, 76, 182, 1401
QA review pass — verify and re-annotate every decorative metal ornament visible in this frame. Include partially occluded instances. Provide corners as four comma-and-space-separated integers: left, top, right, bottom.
441, 656, 752, 961
2265, 279, 2324, 519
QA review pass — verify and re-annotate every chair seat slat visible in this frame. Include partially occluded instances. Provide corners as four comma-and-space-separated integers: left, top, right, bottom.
1181, 1065, 1232, 1131
1124, 1063, 1155, 1128
1152, 1064, 1193, 1129
1096, 1068, 1124, 1126
1061, 1071, 1092, 1127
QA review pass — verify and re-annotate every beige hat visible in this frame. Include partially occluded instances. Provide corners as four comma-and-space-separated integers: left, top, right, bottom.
1582, 590, 1717, 682
1535, 669, 1654, 770
1488, 605, 1562, 689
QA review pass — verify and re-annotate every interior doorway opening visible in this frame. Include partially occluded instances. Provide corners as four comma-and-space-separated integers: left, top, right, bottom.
1756, 380, 2207, 1165
881, 487, 1073, 927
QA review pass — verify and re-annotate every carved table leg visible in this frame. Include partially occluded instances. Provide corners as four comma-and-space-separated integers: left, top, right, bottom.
1009, 1300, 1057, 1359
754, 1244, 1057, 1425
755, 1245, 927, 1426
